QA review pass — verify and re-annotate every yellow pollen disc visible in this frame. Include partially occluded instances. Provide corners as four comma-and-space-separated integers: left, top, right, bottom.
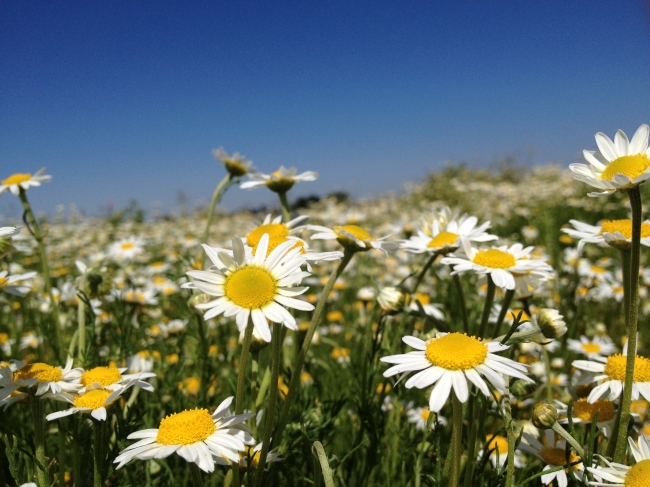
14, 363, 62, 383
604, 354, 650, 382
427, 231, 459, 248
425, 333, 487, 370
252, 236, 305, 257
573, 398, 615, 422
0, 333, 7, 344
599, 219, 650, 239
539, 446, 579, 467
420, 409, 431, 421
631, 400, 650, 416
625, 458, 650, 487
157, 409, 216, 445
73, 389, 111, 409
80, 367, 122, 387
225, 267, 276, 309
334, 225, 372, 242
246, 223, 289, 247
600, 154, 650, 181
0, 277, 7, 288
413, 293, 430, 305
581, 342, 602, 354
121, 242, 135, 250
2, 173, 31, 186
486, 435, 509, 455
472, 249, 516, 269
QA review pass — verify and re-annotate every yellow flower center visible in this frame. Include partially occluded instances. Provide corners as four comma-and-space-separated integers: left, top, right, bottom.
2, 173, 31, 186
425, 333, 488, 370
246, 223, 289, 247
0, 277, 7, 288
413, 293, 430, 305
224, 267, 276, 309
121, 242, 135, 250
73, 389, 111, 409
600, 154, 650, 181
631, 400, 650, 416
625, 459, 650, 487
420, 409, 431, 421
427, 231, 459, 248
599, 219, 650, 239
604, 354, 650, 382
14, 363, 62, 383
539, 446, 579, 467
80, 367, 122, 387
252, 236, 305, 257
240, 447, 262, 467
580, 342, 602, 354
472, 249, 516, 269
486, 435, 509, 455
572, 398, 615, 422
0, 332, 7, 344
157, 409, 216, 445
334, 225, 372, 242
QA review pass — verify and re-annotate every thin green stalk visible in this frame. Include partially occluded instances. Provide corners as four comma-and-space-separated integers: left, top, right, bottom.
278, 191, 291, 223
251, 350, 260, 420
272, 250, 355, 448
504, 384, 516, 487
448, 393, 463, 487
452, 274, 469, 334
20, 190, 63, 360
254, 324, 283, 487
550, 422, 585, 458
189, 463, 204, 487
463, 399, 486, 487
93, 419, 106, 487
77, 274, 87, 365
613, 187, 642, 463
57, 416, 66, 487
476, 275, 496, 339
541, 347, 554, 403
200, 174, 233, 268
232, 320, 254, 487
30, 393, 49, 487
312, 441, 335, 487
412, 252, 439, 294
493, 289, 515, 337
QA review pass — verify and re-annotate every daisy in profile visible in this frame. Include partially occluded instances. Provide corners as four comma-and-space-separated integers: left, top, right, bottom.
212, 147, 255, 177
556, 398, 616, 437
245, 214, 309, 248
563, 219, 650, 254
518, 430, 583, 486
184, 234, 313, 342
0, 270, 37, 296
568, 336, 616, 359
46, 381, 140, 422
0, 168, 51, 196
572, 353, 650, 403
240, 166, 318, 193
77, 365, 156, 393
570, 124, 650, 196
238, 443, 282, 469
309, 223, 398, 252
441, 237, 553, 291
114, 396, 254, 473
380, 333, 531, 412
479, 435, 525, 469
587, 435, 650, 485
0, 358, 82, 404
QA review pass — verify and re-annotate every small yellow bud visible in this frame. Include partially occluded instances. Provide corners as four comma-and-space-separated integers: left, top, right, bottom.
532, 403, 558, 429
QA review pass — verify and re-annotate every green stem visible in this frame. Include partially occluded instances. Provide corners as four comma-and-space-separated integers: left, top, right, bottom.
251, 350, 260, 421
312, 441, 335, 487
550, 422, 585, 458
77, 274, 87, 366
504, 384, 516, 487
93, 419, 106, 487
278, 192, 291, 223
493, 289, 515, 337
542, 347, 554, 403
200, 174, 233, 268
254, 324, 283, 487
20, 190, 63, 361
448, 393, 463, 487
189, 463, 204, 487
232, 319, 254, 487
613, 187, 642, 463
476, 275, 496, 339
271, 250, 355, 448
30, 393, 49, 487
463, 399, 486, 487
57, 416, 66, 487
412, 252, 439, 294
452, 274, 469, 334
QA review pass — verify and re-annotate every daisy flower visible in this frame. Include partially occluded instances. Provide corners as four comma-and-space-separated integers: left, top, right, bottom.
184, 234, 314, 342
587, 435, 650, 485
0, 168, 51, 196
46, 383, 137, 422
114, 396, 254, 473
240, 165, 318, 193
0, 226, 21, 238
572, 353, 650, 403
563, 219, 650, 254
309, 223, 398, 253
479, 434, 525, 469
405, 404, 447, 431
108, 236, 145, 261
245, 214, 309, 248
380, 333, 532, 412
0, 270, 37, 296
0, 358, 82, 404
441, 237, 553, 291
556, 398, 616, 437
212, 147, 255, 177
77, 365, 156, 394
518, 430, 583, 486
568, 336, 616, 359
570, 124, 650, 196
239, 443, 283, 469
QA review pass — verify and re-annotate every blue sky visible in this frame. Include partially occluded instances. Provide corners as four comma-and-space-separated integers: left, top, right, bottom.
1, 1, 649, 219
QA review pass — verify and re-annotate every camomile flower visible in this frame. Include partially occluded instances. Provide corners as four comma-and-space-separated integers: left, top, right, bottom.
0, 168, 51, 196
563, 219, 650, 253
441, 237, 553, 291
249, 235, 343, 266
518, 430, 583, 486
556, 398, 616, 437
77, 365, 156, 394
240, 165, 318, 193
46, 382, 137, 421
108, 236, 145, 261
479, 435, 525, 469
0, 270, 37, 296
239, 442, 283, 469
245, 214, 309, 248
572, 353, 650, 403
212, 147, 255, 177
309, 223, 398, 253
405, 404, 447, 431
568, 336, 616, 359
184, 234, 314, 342
570, 124, 650, 196
0, 358, 82, 404
587, 435, 650, 485
114, 396, 255, 473
408, 293, 445, 320
380, 333, 532, 412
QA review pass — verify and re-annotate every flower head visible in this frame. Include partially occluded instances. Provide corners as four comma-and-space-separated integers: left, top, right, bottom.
568, 336, 616, 359
309, 224, 398, 253
212, 147, 254, 177
240, 166, 318, 193
0, 168, 51, 196
563, 219, 650, 253
573, 353, 650, 403
587, 435, 650, 485
518, 430, 583, 485
0, 270, 37, 296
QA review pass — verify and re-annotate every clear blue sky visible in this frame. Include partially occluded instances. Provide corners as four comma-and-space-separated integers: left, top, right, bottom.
1, 1, 649, 218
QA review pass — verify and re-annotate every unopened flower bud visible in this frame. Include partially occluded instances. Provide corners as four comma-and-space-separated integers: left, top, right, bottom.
510, 378, 537, 398
536, 309, 567, 339
377, 286, 408, 315
532, 403, 558, 429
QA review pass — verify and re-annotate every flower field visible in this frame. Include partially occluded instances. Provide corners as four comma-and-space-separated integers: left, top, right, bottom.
2, 126, 650, 487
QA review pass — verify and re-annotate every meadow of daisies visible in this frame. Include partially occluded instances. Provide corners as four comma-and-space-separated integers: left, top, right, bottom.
2, 126, 650, 487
